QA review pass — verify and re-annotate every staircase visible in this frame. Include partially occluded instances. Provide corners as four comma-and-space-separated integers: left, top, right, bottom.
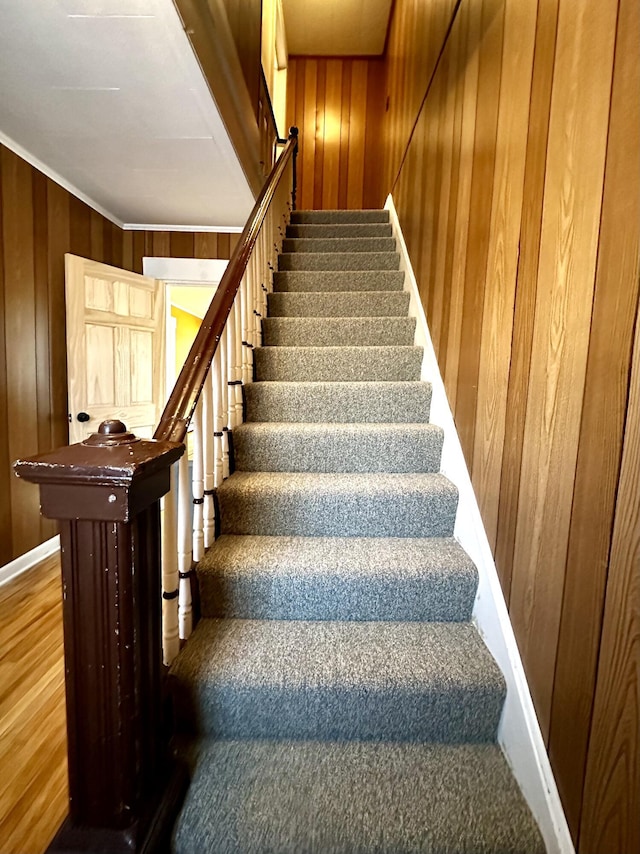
169, 209, 545, 853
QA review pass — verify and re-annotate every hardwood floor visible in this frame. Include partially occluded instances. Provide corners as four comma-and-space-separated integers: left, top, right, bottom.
0, 555, 67, 853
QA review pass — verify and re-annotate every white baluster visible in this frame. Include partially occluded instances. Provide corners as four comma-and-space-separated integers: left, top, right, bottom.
191, 395, 204, 563
226, 303, 240, 429
212, 344, 224, 486
219, 325, 230, 479
234, 292, 244, 415
177, 446, 193, 640
202, 373, 215, 548
161, 464, 179, 665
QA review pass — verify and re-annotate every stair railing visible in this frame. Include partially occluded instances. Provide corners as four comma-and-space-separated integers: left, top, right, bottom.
13, 127, 299, 853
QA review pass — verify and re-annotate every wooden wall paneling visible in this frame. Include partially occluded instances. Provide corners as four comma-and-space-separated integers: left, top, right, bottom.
194, 233, 219, 258
509, 0, 618, 741
130, 231, 145, 273
426, 51, 451, 355
471, 0, 537, 549
110, 223, 123, 269
442, 0, 480, 412
437, 12, 467, 381
216, 233, 231, 259
454, 0, 505, 469
169, 232, 195, 258
151, 231, 171, 258
548, 0, 640, 836
347, 60, 370, 210
579, 301, 640, 854
0, 150, 11, 566
102, 218, 113, 266
430, 35, 460, 361
46, 180, 71, 453
321, 61, 343, 209
32, 174, 57, 543
221, 0, 262, 119
69, 196, 91, 259
122, 230, 133, 272
363, 60, 385, 208
229, 233, 240, 256
337, 60, 352, 209
313, 61, 327, 210
90, 210, 104, 263
494, 0, 560, 603
1, 148, 41, 557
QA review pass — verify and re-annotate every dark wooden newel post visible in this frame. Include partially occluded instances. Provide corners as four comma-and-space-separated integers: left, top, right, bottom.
14, 420, 186, 853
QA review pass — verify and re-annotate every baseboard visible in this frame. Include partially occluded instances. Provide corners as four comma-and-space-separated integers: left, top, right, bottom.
0, 535, 61, 588
385, 194, 574, 854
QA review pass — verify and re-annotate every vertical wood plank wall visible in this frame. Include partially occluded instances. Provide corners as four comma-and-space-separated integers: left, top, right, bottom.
285, 57, 385, 210
0, 144, 238, 565
383, 0, 639, 851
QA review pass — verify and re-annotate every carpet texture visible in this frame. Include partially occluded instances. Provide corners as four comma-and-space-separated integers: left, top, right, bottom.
170, 208, 545, 853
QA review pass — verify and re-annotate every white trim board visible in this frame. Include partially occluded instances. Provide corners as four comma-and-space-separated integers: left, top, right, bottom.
0, 535, 60, 588
385, 194, 574, 854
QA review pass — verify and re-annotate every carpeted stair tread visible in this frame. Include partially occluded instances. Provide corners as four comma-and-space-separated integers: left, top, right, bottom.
273, 269, 405, 292
255, 345, 423, 382
243, 381, 432, 423
170, 618, 505, 742
217, 471, 457, 537
172, 739, 545, 854
198, 535, 477, 622
291, 209, 389, 224
286, 222, 393, 238
262, 316, 416, 347
282, 236, 396, 254
268, 290, 410, 316
232, 422, 444, 473
279, 251, 400, 271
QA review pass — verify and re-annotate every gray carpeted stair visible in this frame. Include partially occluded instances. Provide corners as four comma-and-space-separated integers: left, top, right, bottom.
198, 536, 477, 622
243, 380, 433, 422
170, 208, 545, 853
262, 316, 416, 346
217, 471, 458, 538
273, 269, 405, 291
172, 740, 544, 854
232, 422, 444, 472
287, 222, 392, 238
282, 236, 397, 253
278, 250, 400, 271
268, 289, 410, 316
254, 344, 423, 382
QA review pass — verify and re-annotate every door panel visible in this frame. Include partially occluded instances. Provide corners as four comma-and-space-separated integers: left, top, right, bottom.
65, 255, 166, 444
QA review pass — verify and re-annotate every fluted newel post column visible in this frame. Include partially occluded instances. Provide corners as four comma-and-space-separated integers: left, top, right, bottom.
14, 420, 186, 853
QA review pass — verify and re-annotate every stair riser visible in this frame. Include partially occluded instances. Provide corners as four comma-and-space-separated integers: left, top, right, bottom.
200, 574, 476, 622
278, 252, 400, 271
254, 347, 423, 382
232, 426, 444, 473
282, 237, 396, 253
183, 685, 504, 743
286, 223, 393, 238
243, 382, 432, 423
262, 317, 416, 347
290, 210, 389, 224
218, 486, 458, 538
272, 270, 405, 292
268, 291, 410, 317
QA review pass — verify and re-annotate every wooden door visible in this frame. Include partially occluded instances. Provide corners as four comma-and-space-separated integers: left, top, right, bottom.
65, 255, 166, 445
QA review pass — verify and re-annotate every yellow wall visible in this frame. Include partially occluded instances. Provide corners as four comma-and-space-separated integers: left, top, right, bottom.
171, 305, 202, 379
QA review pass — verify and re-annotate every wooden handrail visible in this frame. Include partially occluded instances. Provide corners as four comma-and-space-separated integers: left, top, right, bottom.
153, 127, 298, 444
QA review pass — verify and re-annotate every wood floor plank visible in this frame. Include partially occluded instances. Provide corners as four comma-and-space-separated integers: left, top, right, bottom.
0, 554, 67, 854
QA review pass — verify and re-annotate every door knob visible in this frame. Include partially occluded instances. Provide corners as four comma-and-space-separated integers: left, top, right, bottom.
76, 412, 91, 422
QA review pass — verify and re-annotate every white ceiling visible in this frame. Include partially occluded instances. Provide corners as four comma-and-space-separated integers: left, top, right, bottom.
0, 0, 255, 229
0, 0, 393, 231
282, 0, 393, 56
